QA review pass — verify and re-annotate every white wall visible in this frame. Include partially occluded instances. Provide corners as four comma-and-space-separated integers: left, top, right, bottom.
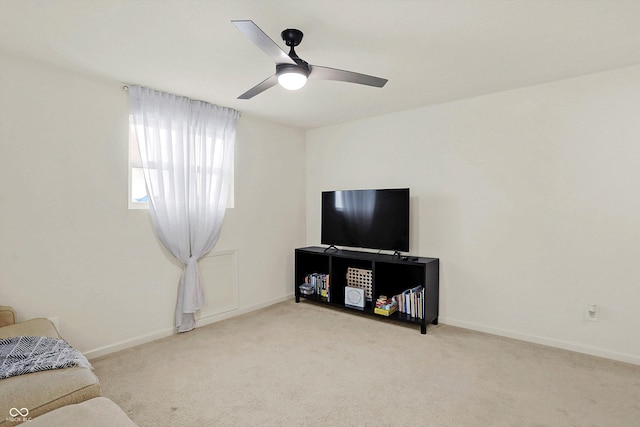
306, 65, 640, 364
0, 52, 306, 357
2, 49, 638, 365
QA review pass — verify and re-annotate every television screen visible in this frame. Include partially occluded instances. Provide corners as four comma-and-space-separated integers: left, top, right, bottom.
321, 188, 409, 252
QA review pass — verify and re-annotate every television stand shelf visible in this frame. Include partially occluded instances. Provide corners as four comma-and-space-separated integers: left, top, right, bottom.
294, 246, 439, 334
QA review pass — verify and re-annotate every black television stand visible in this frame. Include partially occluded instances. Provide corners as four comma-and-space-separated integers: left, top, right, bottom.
294, 246, 439, 334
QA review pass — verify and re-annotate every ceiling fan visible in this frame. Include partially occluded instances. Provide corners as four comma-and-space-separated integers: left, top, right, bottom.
232, 20, 388, 99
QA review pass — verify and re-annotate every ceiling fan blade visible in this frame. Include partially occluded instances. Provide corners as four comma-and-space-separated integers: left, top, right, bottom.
309, 65, 388, 88
232, 20, 296, 65
238, 74, 278, 99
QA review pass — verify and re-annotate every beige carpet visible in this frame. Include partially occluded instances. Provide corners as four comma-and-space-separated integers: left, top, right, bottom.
92, 300, 640, 426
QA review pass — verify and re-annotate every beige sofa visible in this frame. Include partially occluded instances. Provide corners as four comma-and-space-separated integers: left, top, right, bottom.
0, 306, 136, 426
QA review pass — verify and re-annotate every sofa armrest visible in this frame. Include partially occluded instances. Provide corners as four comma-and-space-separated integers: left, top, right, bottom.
0, 306, 17, 328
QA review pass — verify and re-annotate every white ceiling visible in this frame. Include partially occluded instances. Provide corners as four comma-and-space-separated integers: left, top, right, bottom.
1, 0, 639, 130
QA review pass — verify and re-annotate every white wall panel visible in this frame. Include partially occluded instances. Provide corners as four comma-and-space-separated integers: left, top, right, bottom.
197, 250, 239, 319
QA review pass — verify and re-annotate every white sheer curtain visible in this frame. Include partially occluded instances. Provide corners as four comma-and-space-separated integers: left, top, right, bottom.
128, 85, 239, 332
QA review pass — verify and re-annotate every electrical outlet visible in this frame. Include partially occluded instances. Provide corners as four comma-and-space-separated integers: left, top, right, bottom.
585, 305, 598, 322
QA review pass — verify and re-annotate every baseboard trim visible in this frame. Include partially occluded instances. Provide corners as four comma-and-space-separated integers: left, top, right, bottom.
195, 294, 293, 328
86, 326, 176, 360
86, 294, 294, 360
440, 316, 640, 366
87, 300, 638, 365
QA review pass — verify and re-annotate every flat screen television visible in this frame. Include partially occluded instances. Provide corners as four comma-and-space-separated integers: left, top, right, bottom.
321, 188, 409, 252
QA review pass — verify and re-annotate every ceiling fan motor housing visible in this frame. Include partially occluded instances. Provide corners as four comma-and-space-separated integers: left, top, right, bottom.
277, 63, 309, 77
281, 29, 303, 46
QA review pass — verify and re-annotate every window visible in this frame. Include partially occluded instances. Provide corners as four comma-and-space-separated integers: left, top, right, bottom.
128, 116, 234, 209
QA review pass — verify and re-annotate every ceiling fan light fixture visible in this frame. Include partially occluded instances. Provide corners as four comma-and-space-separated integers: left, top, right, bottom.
276, 64, 308, 90
232, 20, 388, 99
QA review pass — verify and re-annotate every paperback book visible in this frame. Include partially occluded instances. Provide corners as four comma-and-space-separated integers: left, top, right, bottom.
395, 285, 425, 319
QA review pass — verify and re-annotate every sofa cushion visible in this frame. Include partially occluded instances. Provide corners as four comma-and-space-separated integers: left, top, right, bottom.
0, 367, 101, 426
0, 317, 100, 426
23, 397, 136, 427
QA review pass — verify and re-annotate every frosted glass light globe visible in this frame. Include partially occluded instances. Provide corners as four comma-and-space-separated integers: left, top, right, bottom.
277, 72, 308, 90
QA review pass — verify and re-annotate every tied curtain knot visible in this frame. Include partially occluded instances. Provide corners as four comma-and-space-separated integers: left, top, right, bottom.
177, 256, 205, 332
181, 256, 204, 313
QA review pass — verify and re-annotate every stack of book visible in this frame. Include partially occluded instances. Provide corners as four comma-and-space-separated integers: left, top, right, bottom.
395, 285, 424, 319
299, 273, 330, 302
374, 295, 398, 316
